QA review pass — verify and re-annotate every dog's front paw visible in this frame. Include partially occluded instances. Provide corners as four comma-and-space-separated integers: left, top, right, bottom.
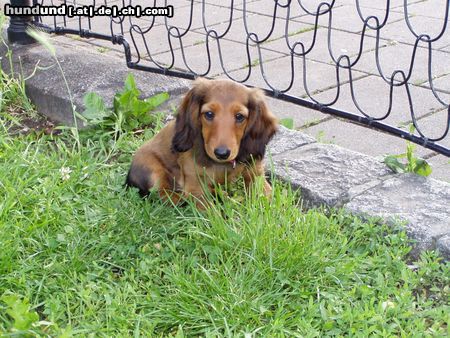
263, 180, 273, 199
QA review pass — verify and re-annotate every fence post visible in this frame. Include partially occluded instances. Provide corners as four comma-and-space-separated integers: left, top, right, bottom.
7, 0, 36, 44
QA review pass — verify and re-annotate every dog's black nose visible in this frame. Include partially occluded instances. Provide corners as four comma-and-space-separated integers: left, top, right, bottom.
214, 147, 231, 160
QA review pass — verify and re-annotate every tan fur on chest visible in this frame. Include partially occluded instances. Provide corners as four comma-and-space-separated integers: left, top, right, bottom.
178, 151, 245, 188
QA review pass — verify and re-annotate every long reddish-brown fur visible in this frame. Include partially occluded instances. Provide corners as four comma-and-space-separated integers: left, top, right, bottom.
126, 78, 278, 208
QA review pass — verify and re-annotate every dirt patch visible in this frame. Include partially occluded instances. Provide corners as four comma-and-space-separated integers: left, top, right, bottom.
3, 107, 60, 136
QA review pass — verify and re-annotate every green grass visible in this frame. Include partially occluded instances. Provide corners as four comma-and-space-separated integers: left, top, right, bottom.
0, 112, 449, 337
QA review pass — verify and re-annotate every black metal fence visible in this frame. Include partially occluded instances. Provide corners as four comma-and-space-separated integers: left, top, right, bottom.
7, 0, 450, 156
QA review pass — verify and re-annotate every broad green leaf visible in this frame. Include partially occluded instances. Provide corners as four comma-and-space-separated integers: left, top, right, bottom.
323, 321, 334, 330
279, 118, 294, 130
1, 294, 39, 331
116, 90, 136, 112
389, 153, 407, 159
145, 92, 170, 110
113, 94, 121, 113
82, 92, 111, 122
384, 155, 406, 173
406, 142, 416, 170
124, 118, 140, 131
80, 74, 170, 134
414, 158, 432, 177
131, 98, 154, 116
123, 73, 139, 96
138, 113, 155, 126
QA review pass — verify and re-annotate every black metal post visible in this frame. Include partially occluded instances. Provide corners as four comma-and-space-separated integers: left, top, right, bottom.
6, 0, 36, 44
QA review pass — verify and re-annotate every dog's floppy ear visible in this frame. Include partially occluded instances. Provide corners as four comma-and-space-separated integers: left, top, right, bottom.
171, 78, 209, 152
237, 88, 278, 162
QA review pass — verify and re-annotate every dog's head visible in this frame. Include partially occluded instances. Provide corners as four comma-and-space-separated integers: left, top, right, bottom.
171, 78, 278, 164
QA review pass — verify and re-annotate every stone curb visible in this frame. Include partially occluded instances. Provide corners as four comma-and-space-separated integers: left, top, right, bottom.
268, 126, 450, 260
268, 137, 393, 208
0, 36, 190, 126
3, 36, 449, 261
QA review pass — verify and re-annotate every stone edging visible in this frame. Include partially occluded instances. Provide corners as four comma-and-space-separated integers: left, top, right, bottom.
268, 127, 450, 260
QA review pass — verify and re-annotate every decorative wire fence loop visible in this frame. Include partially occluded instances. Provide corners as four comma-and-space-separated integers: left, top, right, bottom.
31, 0, 450, 156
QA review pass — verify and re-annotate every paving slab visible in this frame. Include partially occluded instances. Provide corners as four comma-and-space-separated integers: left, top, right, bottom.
1, 35, 190, 126
426, 154, 450, 184
231, 0, 317, 20
225, 55, 367, 99
433, 74, 450, 91
303, 117, 434, 160
260, 24, 321, 57
339, 0, 424, 10
37, 3, 236, 58
353, 44, 450, 85
36, 0, 191, 29
345, 174, 450, 259
436, 235, 450, 259
296, 4, 405, 34
193, 0, 260, 6
412, 109, 450, 150
270, 142, 392, 208
190, 0, 331, 21
306, 75, 447, 127
262, 27, 390, 67
265, 96, 330, 129
403, 0, 450, 21
191, 11, 319, 46
231, 0, 292, 19
125, 25, 208, 58
37, 2, 132, 35
426, 75, 450, 103
371, 15, 450, 50
167, 1, 245, 31
156, 40, 284, 77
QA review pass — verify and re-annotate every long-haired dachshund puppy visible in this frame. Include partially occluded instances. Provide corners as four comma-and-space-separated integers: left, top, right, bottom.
126, 78, 278, 208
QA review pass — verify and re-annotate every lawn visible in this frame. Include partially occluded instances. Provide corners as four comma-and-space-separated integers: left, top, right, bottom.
0, 49, 449, 337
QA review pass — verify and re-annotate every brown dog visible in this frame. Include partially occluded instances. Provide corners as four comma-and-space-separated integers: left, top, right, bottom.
126, 78, 278, 207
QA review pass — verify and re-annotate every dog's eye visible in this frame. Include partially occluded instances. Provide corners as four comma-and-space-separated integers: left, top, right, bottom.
235, 113, 246, 123
204, 111, 215, 121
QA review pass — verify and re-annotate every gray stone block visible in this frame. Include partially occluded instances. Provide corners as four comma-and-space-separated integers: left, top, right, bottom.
436, 235, 450, 260
0, 35, 190, 126
266, 125, 316, 157
270, 142, 392, 207
345, 174, 450, 259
